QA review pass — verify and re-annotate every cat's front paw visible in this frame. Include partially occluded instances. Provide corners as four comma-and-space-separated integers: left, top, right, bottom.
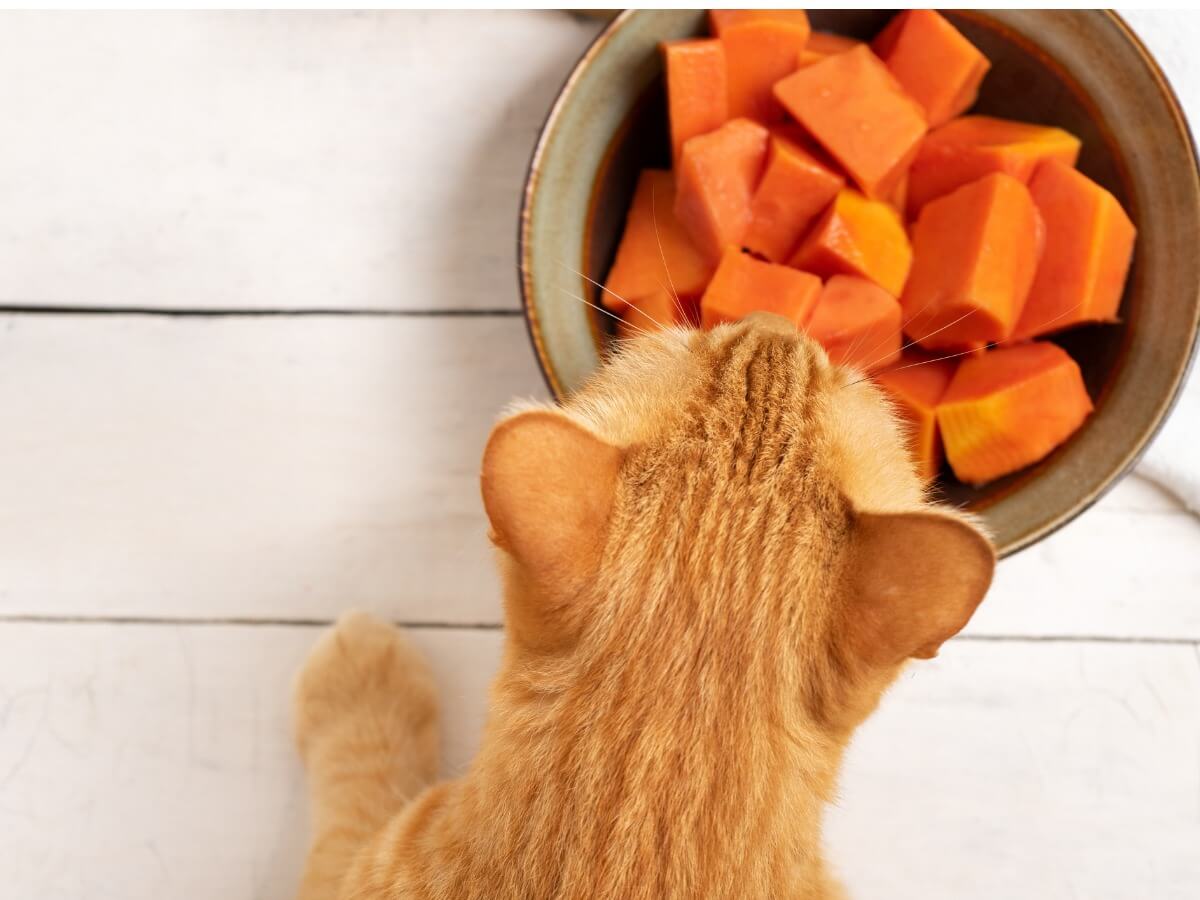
293, 610, 437, 761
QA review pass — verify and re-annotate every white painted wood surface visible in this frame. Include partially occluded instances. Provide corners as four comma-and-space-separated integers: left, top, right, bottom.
0, 315, 544, 625
0, 10, 1197, 900
0, 11, 597, 311
828, 639, 1200, 900
0, 623, 503, 900
1, 624, 1196, 900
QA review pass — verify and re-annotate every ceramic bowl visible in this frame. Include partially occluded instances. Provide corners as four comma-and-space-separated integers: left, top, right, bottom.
519, 10, 1200, 556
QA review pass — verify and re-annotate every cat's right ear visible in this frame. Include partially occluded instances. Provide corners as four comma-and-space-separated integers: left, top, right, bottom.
842, 510, 995, 668
481, 409, 623, 643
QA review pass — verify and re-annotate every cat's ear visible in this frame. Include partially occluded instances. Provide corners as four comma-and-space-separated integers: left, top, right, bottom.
481, 409, 623, 603
844, 511, 995, 667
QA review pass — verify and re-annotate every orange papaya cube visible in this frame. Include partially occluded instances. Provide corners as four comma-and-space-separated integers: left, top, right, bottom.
773, 45, 927, 200
1012, 161, 1137, 340
719, 22, 808, 123
617, 291, 694, 340
675, 118, 770, 261
605, 170, 714, 311
709, 10, 810, 123
799, 31, 863, 66
872, 10, 990, 128
743, 131, 844, 262
901, 173, 1040, 349
789, 189, 913, 298
936, 342, 1093, 485
874, 352, 959, 481
663, 39, 729, 167
709, 9, 811, 44
907, 115, 1082, 217
700, 246, 822, 329
805, 275, 902, 372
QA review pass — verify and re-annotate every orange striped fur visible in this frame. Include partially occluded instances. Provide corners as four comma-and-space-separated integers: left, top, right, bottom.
293, 314, 995, 899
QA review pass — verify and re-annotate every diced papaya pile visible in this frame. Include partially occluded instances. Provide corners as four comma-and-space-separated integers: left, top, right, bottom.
601, 9, 1137, 487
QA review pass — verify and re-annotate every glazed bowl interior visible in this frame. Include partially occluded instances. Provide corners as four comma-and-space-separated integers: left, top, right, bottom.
520, 10, 1200, 556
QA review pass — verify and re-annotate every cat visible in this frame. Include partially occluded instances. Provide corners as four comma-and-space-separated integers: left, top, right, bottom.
291, 311, 995, 900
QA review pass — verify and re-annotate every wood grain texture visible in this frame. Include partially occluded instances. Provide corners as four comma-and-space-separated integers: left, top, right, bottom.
0, 623, 502, 900
0, 11, 600, 311
0, 315, 546, 624
827, 638, 1200, 900
1, 314, 1195, 637
0, 623, 1195, 900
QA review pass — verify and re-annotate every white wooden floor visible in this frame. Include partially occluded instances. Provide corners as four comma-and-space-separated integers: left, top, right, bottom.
0, 12, 1197, 900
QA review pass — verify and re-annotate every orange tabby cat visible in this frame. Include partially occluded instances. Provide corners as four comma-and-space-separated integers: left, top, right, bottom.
292, 313, 995, 900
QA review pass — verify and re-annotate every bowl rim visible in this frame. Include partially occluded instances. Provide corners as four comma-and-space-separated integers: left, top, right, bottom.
517, 9, 1200, 558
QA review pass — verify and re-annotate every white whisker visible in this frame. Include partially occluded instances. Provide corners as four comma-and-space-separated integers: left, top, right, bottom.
554, 286, 655, 340
554, 260, 671, 332
844, 344, 985, 388
650, 183, 687, 324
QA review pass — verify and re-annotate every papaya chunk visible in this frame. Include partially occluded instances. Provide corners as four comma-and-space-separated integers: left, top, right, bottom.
700, 246, 822, 329
799, 31, 863, 66
908, 115, 1082, 217
901, 173, 1040, 349
789, 189, 913, 298
1012, 161, 1137, 340
937, 342, 1093, 484
605, 170, 714, 311
744, 130, 844, 262
872, 10, 990, 128
874, 352, 959, 481
675, 118, 770, 261
709, 10, 810, 122
773, 44, 927, 200
709, 9, 811, 39
805, 275, 902, 372
663, 39, 729, 167
720, 22, 807, 123
618, 291, 695, 340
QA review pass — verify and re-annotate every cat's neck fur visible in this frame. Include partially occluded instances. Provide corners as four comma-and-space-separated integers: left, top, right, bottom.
413, 570, 852, 899
462, 683, 845, 898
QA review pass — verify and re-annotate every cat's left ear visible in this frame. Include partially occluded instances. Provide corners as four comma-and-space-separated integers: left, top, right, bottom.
481, 409, 623, 601
843, 510, 995, 667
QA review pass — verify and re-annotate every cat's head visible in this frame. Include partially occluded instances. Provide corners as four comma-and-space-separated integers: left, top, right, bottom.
481, 314, 994, 740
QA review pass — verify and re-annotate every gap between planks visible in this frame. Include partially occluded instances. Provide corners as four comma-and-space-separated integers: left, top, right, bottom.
2, 613, 1198, 647
0, 305, 524, 317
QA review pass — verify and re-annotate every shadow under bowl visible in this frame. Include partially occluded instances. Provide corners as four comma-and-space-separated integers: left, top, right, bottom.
520, 9, 1200, 557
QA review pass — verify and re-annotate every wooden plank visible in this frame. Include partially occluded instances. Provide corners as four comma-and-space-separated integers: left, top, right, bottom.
1, 315, 1196, 637
0, 11, 600, 310
0, 624, 1196, 899
965, 497, 1200, 640
828, 638, 1200, 900
0, 315, 548, 624
0, 622, 502, 899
